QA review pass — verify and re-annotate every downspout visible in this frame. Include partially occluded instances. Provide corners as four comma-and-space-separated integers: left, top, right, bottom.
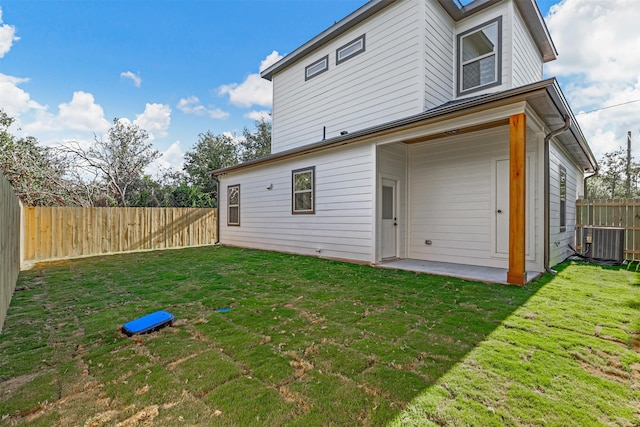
544, 115, 571, 274
212, 174, 221, 244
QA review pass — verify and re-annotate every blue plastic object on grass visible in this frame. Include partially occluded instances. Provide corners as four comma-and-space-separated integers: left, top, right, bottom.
122, 310, 174, 336
215, 307, 232, 313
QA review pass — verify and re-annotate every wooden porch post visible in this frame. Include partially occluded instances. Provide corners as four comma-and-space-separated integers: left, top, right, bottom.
507, 113, 526, 285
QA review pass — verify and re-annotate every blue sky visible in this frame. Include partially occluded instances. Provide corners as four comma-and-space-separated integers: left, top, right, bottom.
1, 0, 637, 174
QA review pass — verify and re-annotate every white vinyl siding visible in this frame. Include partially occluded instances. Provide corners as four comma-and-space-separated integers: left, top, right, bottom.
271, 0, 422, 153
407, 126, 540, 270
424, 0, 455, 109
549, 140, 582, 267
511, 5, 543, 86
218, 143, 375, 262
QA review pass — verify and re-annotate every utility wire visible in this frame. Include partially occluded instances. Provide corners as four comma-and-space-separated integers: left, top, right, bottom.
577, 98, 640, 115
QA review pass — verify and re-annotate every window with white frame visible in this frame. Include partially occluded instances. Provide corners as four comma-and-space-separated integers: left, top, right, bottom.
292, 166, 315, 214
336, 34, 365, 64
458, 17, 502, 95
227, 184, 240, 226
305, 56, 328, 80
559, 166, 567, 232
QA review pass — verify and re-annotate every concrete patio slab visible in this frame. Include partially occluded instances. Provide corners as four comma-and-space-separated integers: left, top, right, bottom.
376, 259, 540, 284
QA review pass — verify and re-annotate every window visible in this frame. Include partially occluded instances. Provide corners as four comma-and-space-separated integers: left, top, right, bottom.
457, 17, 502, 95
559, 166, 567, 232
305, 56, 328, 80
336, 34, 365, 64
227, 184, 240, 226
292, 166, 315, 214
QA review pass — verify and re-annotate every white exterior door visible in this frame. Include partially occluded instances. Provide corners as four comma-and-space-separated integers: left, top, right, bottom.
381, 179, 397, 259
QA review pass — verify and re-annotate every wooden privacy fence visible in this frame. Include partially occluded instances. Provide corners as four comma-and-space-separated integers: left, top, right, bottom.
576, 199, 640, 261
23, 207, 218, 262
0, 174, 21, 332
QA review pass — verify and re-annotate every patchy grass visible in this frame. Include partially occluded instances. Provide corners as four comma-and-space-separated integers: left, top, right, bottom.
392, 261, 640, 426
0, 246, 638, 426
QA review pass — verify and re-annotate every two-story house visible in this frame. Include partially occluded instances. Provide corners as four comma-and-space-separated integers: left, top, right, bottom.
212, 0, 597, 285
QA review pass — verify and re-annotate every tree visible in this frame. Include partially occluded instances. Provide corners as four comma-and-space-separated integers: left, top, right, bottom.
61, 119, 160, 207
183, 131, 238, 206
240, 118, 271, 162
586, 146, 640, 199
0, 109, 89, 206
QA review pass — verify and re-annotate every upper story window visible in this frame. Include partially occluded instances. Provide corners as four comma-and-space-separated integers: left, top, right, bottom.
292, 166, 315, 214
305, 56, 328, 81
336, 34, 365, 64
457, 17, 502, 95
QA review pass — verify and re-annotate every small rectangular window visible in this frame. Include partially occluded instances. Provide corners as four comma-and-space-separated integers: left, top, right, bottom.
559, 167, 567, 232
228, 184, 240, 226
457, 17, 502, 95
305, 56, 328, 80
336, 34, 365, 64
292, 166, 315, 214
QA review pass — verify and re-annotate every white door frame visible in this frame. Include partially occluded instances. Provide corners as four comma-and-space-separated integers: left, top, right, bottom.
379, 176, 399, 260
491, 155, 535, 260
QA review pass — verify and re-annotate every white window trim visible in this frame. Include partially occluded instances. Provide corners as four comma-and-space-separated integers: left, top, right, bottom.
457, 17, 502, 96
305, 56, 328, 81
336, 34, 366, 65
227, 184, 240, 226
292, 166, 315, 214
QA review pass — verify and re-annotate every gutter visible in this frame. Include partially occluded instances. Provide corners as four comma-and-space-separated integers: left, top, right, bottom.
543, 114, 571, 275
212, 79, 563, 177
212, 175, 221, 244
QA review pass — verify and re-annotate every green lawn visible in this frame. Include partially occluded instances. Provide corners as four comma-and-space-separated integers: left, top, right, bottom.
0, 246, 638, 426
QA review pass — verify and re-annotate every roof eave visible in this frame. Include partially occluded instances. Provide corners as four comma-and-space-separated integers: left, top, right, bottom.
212, 79, 596, 176
262, 0, 557, 81
438, 0, 556, 62
544, 80, 598, 172
514, 0, 557, 62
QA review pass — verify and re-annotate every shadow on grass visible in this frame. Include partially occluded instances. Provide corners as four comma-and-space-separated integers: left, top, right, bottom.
391, 259, 640, 426
1, 246, 559, 426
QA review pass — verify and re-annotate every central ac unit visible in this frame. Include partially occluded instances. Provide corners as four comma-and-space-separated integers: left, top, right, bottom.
582, 227, 625, 264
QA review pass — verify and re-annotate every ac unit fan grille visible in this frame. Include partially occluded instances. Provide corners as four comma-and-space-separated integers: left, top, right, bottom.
582, 227, 625, 264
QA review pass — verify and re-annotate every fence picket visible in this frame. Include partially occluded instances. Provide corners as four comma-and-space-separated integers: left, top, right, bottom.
23, 207, 218, 262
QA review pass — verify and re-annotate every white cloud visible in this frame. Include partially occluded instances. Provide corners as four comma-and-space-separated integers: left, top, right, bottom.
218, 50, 283, 108
176, 96, 229, 119
0, 73, 45, 117
245, 110, 272, 122
259, 50, 283, 72
146, 140, 184, 176
0, 8, 20, 58
545, 0, 640, 161
120, 70, 141, 88
133, 103, 171, 140
25, 91, 110, 134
